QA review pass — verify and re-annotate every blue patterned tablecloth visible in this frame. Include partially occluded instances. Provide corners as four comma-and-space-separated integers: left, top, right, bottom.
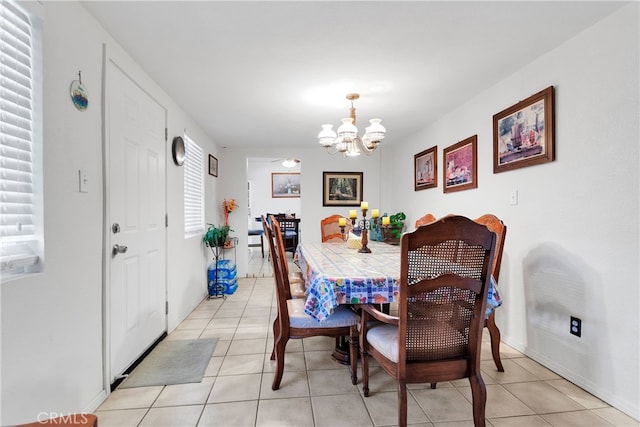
295, 241, 400, 321
295, 241, 502, 322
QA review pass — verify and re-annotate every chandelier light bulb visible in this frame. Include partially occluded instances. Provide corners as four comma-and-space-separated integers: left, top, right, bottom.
318, 124, 337, 147
337, 118, 357, 142
364, 118, 386, 142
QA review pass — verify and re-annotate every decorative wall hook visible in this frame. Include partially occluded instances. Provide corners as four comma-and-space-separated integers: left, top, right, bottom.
70, 70, 88, 111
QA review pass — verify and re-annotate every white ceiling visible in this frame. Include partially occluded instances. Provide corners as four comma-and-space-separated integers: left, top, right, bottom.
80, 1, 627, 149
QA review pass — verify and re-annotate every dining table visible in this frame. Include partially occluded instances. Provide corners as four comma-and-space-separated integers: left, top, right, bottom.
295, 240, 502, 364
295, 240, 501, 319
295, 240, 402, 322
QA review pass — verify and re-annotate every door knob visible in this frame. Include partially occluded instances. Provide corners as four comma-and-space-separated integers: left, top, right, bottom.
112, 244, 128, 257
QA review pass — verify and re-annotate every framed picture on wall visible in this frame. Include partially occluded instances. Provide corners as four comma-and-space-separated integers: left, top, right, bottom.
322, 171, 363, 206
208, 154, 218, 177
414, 146, 437, 191
493, 86, 555, 173
271, 172, 301, 198
443, 135, 477, 193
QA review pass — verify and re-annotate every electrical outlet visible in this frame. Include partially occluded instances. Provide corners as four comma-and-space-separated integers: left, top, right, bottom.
570, 316, 582, 337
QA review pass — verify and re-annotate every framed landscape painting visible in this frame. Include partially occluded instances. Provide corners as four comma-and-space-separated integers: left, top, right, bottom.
322, 171, 363, 206
414, 146, 437, 191
443, 135, 477, 193
271, 172, 300, 198
493, 86, 555, 173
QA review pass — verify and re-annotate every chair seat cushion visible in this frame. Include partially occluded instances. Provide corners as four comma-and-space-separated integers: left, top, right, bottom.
248, 229, 263, 236
287, 299, 359, 328
283, 230, 297, 238
289, 280, 306, 299
367, 321, 465, 363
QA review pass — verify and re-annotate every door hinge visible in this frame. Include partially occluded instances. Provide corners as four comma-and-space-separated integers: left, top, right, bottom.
165, 128, 168, 142
165, 214, 168, 228
165, 301, 169, 315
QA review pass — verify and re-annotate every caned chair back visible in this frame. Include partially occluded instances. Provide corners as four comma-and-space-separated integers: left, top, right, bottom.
414, 213, 436, 228
321, 214, 349, 242
398, 215, 496, 365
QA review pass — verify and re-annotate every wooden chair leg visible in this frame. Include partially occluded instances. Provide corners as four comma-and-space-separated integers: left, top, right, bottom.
486, 312, 504, 372
271, 334, 287, 390
469, 373, 487, 427
398, 382, 408, 427
349, 327, 358, 385
360, 337, 370, 397
270, 317, 279, 360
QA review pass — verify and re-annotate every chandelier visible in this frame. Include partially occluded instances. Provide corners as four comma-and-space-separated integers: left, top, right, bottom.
318, 93, 386, 156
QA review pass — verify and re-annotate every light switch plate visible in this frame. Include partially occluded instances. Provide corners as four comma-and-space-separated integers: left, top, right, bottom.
79, 170, 88, 193
509, 189, 518, 205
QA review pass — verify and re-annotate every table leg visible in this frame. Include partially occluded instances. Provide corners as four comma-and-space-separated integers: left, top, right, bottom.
331, 336, 353, 365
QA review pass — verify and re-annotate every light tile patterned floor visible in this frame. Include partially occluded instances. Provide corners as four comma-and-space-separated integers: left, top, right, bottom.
95, 250, 639, 427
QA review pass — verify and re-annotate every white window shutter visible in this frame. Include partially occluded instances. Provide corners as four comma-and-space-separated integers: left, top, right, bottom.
0, 0, 43, 278
183, 134, 204, 237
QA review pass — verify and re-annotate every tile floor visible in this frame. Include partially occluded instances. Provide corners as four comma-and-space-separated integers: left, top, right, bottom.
95, 249, 639, 427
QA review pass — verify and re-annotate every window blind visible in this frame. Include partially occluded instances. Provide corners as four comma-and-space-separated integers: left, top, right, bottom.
183, 134, 204, 237
0, 0, 42, 276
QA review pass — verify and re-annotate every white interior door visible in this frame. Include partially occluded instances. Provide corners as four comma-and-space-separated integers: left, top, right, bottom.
106, 60, 167, 381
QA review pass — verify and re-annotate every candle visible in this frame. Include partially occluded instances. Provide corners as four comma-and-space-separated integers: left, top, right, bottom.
371, 209, 379, 218
338, 217, 347, 227
360, 201, 369, 210
349, 210, 357, 219
382, 216, 390, 226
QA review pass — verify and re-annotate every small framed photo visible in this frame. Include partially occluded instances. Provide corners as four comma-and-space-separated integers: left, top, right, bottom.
444, 135, 477, 193
493, 86, 555, 173
208, 154, 218, 177
414, 146, 437, 191
272, 172, 301, 198
322, 171, 363, 206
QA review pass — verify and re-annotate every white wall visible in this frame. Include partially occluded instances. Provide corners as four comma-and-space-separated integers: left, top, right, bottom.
383, 4, 639, 419
0, 2, 219, 424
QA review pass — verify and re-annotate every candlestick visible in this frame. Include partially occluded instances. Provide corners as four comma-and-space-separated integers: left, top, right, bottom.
382, 216, 390, 226
371, 209, 379, 218
350, 204, 377, 253
349, 210, 357, 219
338, 217, 347, 227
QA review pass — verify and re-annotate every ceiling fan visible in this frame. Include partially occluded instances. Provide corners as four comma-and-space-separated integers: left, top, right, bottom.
272, 158, 301, 168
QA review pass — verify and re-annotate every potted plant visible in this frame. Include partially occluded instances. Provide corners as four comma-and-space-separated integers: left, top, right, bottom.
382, 211, 406, 245
203, 224, 232, 254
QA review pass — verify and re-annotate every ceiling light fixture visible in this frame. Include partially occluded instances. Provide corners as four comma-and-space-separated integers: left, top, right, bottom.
317, 93, 385, 157
281, 158, 299, 168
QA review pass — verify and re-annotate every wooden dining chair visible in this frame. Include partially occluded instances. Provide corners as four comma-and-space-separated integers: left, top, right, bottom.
261, 215, 305, 299
264, 216, 304, 360
266, 218, 360, 390
358, 215, 496, 427
321, 214, 349, 242
474, 213, 507, 372
414, 213, 436, 228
